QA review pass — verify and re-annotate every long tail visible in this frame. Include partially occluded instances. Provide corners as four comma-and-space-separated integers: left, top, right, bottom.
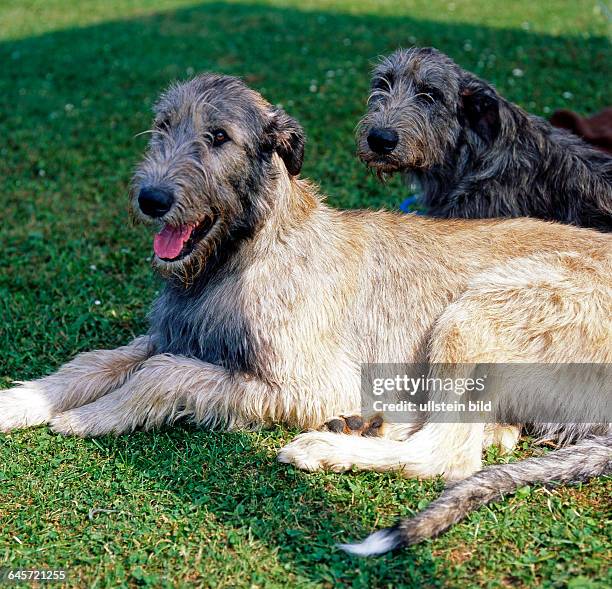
340, 434, 612, 556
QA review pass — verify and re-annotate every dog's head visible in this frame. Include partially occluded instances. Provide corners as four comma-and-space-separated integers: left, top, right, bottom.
357, 47, 500, 174
131, 74, 305, 280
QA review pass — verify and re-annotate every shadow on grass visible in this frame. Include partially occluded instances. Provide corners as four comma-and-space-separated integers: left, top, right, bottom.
87, 426, 444, 587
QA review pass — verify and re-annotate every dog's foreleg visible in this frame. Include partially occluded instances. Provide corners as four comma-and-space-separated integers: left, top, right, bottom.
0, 337, 152, 432
49, 354, 275, 437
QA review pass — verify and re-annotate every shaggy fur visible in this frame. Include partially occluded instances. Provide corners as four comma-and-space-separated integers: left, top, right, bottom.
1, 75, 610, 553
357, 47, 612, 231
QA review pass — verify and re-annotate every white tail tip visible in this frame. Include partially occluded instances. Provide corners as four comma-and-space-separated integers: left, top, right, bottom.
337, 528, 401, 557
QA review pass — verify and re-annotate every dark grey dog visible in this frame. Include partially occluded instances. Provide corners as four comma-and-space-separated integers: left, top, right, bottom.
357, 47, 612, 231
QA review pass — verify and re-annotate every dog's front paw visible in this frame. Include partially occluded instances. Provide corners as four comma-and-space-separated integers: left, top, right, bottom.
277, 431, 355, 472
49, 407, 110, 437
0, 382, 54, 432
49, 410, 90, 437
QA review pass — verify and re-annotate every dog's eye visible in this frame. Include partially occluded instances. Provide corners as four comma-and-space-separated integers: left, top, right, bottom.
420, 87, 444, 103
372, 76, 393, 91
157, 116, 171, 131
212, 129, 230, 146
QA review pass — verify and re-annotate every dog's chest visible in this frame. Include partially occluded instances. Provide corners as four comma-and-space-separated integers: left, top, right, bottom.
148, 284, 260, 373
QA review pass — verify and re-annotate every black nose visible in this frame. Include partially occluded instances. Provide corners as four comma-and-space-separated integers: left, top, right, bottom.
138, 187, 174, 218
367, 128, 399, 154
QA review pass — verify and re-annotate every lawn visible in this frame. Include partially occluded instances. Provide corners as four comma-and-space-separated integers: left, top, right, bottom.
0, 0, 611, 587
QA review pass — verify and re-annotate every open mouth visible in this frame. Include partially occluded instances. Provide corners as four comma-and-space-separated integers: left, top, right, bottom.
153, 216, 217, 262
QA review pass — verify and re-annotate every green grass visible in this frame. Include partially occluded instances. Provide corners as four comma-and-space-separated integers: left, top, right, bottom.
0, 1, 611, 586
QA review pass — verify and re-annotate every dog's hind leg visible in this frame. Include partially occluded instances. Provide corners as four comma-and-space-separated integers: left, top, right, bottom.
0, 336, 152, 432
278, 422, 485, 480
278, 337, 489, 478
278, 299, 493, 479
48, 354, 277, 437
483, 423, 521, 454
280, 254, 611, 479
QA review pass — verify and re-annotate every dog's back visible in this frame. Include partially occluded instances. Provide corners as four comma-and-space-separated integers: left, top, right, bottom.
541, 121, 612, 228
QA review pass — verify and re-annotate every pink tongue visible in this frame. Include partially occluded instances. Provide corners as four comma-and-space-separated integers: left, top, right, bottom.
153, 224, 194, 259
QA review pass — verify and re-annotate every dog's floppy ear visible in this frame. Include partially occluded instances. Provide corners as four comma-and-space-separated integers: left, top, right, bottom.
265, 108, 305, 176
459, 78, 501, 143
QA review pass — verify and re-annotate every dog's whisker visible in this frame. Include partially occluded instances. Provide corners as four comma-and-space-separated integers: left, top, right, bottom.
134, 129, 157, 138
